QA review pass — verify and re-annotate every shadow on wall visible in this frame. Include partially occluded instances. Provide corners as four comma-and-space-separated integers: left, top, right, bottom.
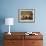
0, 16, 5, 46
0, 16, 5, 32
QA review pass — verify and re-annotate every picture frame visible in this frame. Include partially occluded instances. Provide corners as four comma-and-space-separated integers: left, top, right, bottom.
18, 9, 35, 23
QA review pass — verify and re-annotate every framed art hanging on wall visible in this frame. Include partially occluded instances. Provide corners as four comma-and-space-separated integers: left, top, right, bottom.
18, 9, 35, 23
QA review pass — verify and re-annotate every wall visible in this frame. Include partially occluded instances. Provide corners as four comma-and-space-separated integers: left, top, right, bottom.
0, 0, 46, 32
0, 0, 46, 46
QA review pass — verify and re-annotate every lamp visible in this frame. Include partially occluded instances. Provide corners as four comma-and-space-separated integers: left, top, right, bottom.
5, 18, 14, 35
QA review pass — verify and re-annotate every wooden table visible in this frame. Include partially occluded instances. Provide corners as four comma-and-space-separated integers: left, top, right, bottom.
4, 32, 43, 46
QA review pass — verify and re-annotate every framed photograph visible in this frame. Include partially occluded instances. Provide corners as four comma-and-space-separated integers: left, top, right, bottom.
18, 9, 35, 23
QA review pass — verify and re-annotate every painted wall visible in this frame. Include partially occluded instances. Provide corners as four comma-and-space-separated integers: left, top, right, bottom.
0, 0, 46, 32
0, 0, 46, 46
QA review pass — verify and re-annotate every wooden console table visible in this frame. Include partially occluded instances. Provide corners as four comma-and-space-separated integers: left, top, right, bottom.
4, 32, 43, 46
